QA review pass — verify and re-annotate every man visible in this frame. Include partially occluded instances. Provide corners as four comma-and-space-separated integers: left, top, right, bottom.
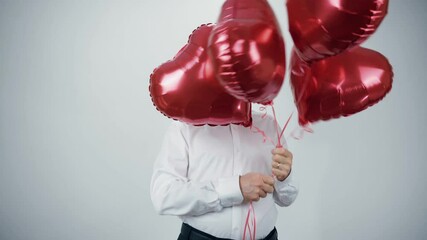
150, 113, 299, 240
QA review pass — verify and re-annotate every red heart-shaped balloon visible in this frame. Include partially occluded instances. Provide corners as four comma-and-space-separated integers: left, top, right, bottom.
287, 0, 389, 62
149, 24, 252, 126
209, 0, 286, 104
290, 46, 393, 125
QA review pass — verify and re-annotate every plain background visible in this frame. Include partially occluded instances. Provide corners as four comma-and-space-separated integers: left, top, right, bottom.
1, 0, 427, 239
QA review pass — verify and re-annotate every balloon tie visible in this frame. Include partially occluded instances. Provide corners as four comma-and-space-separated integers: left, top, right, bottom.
290, 124, 313, 140
259, 106, 268, 119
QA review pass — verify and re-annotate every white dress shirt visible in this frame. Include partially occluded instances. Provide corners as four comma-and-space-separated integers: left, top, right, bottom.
150, 113, 299, 239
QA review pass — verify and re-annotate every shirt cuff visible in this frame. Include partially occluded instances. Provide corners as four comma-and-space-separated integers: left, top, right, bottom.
274, 169, 293, 188
213, 176, 243, 207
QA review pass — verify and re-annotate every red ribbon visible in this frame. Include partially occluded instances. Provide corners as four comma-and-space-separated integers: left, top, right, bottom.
242, 202, 256, 240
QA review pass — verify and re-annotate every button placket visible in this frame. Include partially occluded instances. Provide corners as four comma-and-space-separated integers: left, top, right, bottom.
230, 125, 242, 239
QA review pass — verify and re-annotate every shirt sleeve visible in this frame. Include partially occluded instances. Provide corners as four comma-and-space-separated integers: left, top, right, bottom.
150, 122, 243, 216
273, 169, 299, 207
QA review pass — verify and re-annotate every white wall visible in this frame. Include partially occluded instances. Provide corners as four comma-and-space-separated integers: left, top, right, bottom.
1, 1, 426, 239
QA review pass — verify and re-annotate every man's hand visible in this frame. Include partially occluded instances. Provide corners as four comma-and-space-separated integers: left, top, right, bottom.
271, 148, 293, 181
239, 173, 274, 202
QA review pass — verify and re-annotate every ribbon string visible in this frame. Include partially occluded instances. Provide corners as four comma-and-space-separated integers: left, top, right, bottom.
245, 62, 314, 240
243, 202, 256, 240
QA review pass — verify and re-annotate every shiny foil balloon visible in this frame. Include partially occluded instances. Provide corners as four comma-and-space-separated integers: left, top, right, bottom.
209, 0, 286, 104
290, 47, 393, 125
149, 24, 252, 126
287, 0, 389, 62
